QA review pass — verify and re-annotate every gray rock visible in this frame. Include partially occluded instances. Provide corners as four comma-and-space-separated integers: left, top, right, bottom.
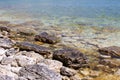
38, 59, 63, 73
60, 66, 77, 77
35, 32, 60, 44
16, 42, 52, 57
19, 64, 62, 80
0, 38, 14, 49
16, 51, 44, 62
5, 48, 19, 56
1, 57, 14, 65
53, 48, 88, 69
15, 55, 36, 67
0, 75, 15, 80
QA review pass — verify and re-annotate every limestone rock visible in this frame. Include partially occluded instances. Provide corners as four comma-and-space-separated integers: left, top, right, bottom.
19, 64, 62, 80
0, 38, 14, 49
38, 59, 63, 73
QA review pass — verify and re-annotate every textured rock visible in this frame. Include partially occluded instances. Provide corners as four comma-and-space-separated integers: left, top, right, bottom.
15, 55, 36, 67
16, 27, 36, 36
16, 51, 44, 62
16, 42, 52, 57
35, 32, 60, 44
60, 66, 76, 77
38, 59, 63, 72
19, 64, 62, 80
98, 46, 120, 58
1, 57, 14, 65
5, 48, 19, 56
0, 48, 6, 56
53, 48, 88, 69
0, 75, 15, 80
0, 26, 10, 32
0, 65, 18, 79
99, 59, 120, 68
0, 38, 14, 49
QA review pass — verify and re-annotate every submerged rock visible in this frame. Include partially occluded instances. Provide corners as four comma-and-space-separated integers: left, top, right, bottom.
0, 26, 10, 32
60, 66, 77, 77
16, 42, 52, 57
53, 48, 88, 69
19, 64, 62, 80
98, 46, 120, 58
35, 32, 60, 44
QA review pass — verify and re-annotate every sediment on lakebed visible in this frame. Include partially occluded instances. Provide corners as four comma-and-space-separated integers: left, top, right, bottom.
0, 20, 120, 80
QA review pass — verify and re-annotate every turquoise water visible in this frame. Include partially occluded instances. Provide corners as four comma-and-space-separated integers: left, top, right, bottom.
0, 0, 120, 27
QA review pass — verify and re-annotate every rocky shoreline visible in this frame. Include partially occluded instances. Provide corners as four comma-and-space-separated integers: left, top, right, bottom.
0, 21, 120, 80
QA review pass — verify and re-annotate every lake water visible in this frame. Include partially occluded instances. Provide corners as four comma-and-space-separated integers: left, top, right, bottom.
0, 0, 120, 27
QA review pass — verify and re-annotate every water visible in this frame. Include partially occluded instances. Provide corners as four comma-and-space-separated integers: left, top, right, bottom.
0, 0, 120, 27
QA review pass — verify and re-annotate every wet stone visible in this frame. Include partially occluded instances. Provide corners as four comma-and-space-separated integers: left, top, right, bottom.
98, 46, 120, 58
53, 48, 88, 69
35, 32, 60, 44
16, 42, 52, 57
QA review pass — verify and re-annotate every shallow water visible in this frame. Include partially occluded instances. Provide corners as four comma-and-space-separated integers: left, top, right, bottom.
0, 0, 120, 27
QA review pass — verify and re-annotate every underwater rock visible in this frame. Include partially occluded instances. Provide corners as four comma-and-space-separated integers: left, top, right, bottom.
16, 42, 52, 57
35, 32, 60, 44
53, 48, 88, 69
60, 66, 77, 77
0, 26, 10, 32
98, 46, 120, 58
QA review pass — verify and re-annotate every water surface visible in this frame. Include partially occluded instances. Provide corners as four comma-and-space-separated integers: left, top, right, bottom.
0, 0, 120, 27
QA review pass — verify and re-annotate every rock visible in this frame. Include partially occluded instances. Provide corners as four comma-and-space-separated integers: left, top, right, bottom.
1, 57, 14, 65
115, 69, 120, 75
38, 59, 63, 73
16, 27, 36, 36
16, 51, 44, 62
62, 76, 70, 80
35, 32, 60, 44
99, 54, 111, 59
0, 75, 15, 80
0, 64, 18, 79
11, 67, 22, 74
19, 64, 62, 80
0, 38, 14, 49
60, 66, 76, 77
98, 46, 120, 58
70, 74, 82, 80
53, 48, 88, 69
89, 70, 100, 77
17, 77, 27, 80
0, 48, 6, 56
80, 70, 90, 76
14, 55, 36, 67
5, 48, 19, 56
0, 26, 10, 32
99, 59, 120, 68
16, 42, 52, 57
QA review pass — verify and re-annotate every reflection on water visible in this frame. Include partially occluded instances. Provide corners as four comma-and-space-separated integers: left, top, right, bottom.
0, 0, 120, 27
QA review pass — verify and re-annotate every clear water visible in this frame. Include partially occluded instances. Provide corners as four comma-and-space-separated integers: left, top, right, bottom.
0, 0, 120, 27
